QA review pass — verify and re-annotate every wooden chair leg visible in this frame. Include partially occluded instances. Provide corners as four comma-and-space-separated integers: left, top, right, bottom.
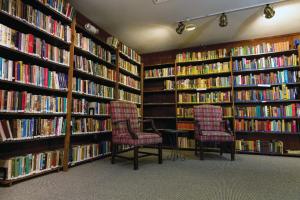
220, 143, 223, 156
158, 143, 162, 164
195, 140, 198, 156
231, 142, 235, 161
134, 146, 139, 170
111, 144, 116, 164
199, 141, 204, 160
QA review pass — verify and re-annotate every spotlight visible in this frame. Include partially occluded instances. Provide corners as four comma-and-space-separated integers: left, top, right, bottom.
264, 4, 275, 19
176, 22, 185, 34
219, 13, 228, 27
185, 24, 196, 31
84, 23, 99, 35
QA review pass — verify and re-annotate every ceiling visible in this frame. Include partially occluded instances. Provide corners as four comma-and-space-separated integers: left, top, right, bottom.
70, 0, 300, 54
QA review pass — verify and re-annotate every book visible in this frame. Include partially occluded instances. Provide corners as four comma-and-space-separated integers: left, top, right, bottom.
178, 91, 231, 104
72, 118, 112, 134
144, 67, 174, 78
176, 48, 227, 63
119, 73, 140, 90
120, 43, 141, 64
177, 76, 231, 90
119, 57, 139, 76
72, 99, 110, 116
236, 139, 283, 154
118, 89, 141, 104
106, 36, 119, 48
37, 0, 75, 19
177, 62, 230, 76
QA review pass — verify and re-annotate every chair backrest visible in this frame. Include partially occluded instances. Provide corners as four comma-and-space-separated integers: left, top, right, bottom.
110, 101, 140, 138
194, 105, 225, 131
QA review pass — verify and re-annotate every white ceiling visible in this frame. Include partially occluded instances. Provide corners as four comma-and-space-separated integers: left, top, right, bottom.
70, 0, 300, 54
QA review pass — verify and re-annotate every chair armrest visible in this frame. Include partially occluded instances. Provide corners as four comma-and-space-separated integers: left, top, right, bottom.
113, 119, 138, 139
140, 119, 161, 136
194, 120, 202, 135
221, 120, 233, 135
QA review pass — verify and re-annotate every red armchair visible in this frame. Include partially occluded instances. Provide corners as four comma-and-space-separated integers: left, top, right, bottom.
110, 101, 162, 170
194, 105, 235, 160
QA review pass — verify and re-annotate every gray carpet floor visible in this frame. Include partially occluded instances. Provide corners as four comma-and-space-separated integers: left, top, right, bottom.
0, 150, 300, 200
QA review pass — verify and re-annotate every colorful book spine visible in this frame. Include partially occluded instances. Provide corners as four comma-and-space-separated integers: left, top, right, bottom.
164, 80, 175, 90
37, 0, 75, 19
236, 139, 284, 154
72, 99, 110, 115
119, 73, 140, 90
120, 44, 141, 64
176, 49, 227, 62
119, 89, 141, 104
72, 118, 112, 134
177, 62, 230, 76
144, 67, 174, 78
178, 91, 231, 103
177, 106, 232, 118
119, 57, 139, 76
177, 77, 231, 89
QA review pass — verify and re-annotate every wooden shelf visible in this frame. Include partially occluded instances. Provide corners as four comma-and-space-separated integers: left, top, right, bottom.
176, 71, 231, 79
119, 67, 141, 80
237, 151, 300, 157
144, 63, 174, 68
73, 69, 116, 86
144, 89, 175, 93
68, 153, 111, 168
176, 56, 230, 65
119, 51, 141, 66
235, 100, 300, 104
177, 102, 232, 105
236, 131, 300, 135
143, 103, 175, 106
232, 49, 298, 59
143, 116, 176, 119
177, 86, 232, 92
0, 135, 65, 144
74, 46, 116, 68
72, 131, 112, 136
234, 83, 300, 89
233, 65, 300, 74
72, 92, 114, 101
71, 113, 110, 118
117, 99, 141, 105
118, 83, 141, 93
0, 112, 66, 117
235, 116, 300, 120
144, 76, 175, 81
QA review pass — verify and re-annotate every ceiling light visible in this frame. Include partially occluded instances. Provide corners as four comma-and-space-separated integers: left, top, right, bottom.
84, 23, 99, 34
264, 4, 275, 19
219, 13, 228, 27
185, 24, 196, 31
152, 0, 169, 5
176, 22, 185, 34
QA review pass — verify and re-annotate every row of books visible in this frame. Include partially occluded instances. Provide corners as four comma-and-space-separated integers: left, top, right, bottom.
0, 90, 67, 113
176, 49, 227, 63
0, 150, 62, 180
176, 106, 232, 118
235, 140, 284, 154
106, 36, 119, 48
120, 43, 141, 64
72, 118, 111, 134
235, 119, 300, 133
75, 33, 113, 64
164, 80, 174, 90
0, 24, 70, 65
72, 99, 110, 115
74, 55, 116, 81
235, 86, 299, 102
177, 137, 195, 149
231, 41, 290, 56
70, 142, 110, 164
176, 62, 230, 76
235, 104, 300, 118
72, 78, 114, 99
119, 89, 141, 104
144, 67, 174, 78
234, 70, 300, 86
119, 73, 140, 90
177, 77, 231, 90
233, 54, 298, 72
0, 117, 66, 141
119, 57, 139, 77
38, 0, 75, 19
0, 58, 68, 89
0, 0, 71, 42
177, 122, 194, 130
178, 91, 231, 103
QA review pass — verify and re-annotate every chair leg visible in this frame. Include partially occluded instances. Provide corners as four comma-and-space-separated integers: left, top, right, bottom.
111, 144, 116, 164
195, 140, 198, 156
231, 142, 235, 161
134, 146, 139, 170
158, 143, 162, 164
220, 143, 223, 156
199, 141, 204, 160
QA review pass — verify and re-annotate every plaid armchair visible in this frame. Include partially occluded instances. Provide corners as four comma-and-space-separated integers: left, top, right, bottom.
194, 105, 235, 160
110, 101, 162, 170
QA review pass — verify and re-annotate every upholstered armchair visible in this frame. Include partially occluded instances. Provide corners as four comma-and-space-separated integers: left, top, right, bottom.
194, 105, 235, 160
110, 101, 162, 170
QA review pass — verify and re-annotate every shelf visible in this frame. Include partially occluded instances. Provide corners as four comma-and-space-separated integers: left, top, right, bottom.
0, 135, 65, 144
143, 116, 176, 119
177, 116, 233, 119
0, 166, 61, 186
144, 63, 174, 68
237, 151, 300, 157
119, 51, 141, 66
0, 44, 70, 71
74, 46, 116, 68
117, 99, 141, 105
0, 79, 68, 96
71, 113, 110, 118
234, 100, 300, 104
144, 76, 175, 81
68, 153, 111, 168
235, 116, 300, 120
236, 131, 300, 135
72, 92, 114, 101
144, 89, 175, 93
118, 83, 141, 93
176, 71, 231, 79
72, 131, 112, 136
143, 103, 175, 106
234, 83, 300, 89
232, 49, 298, 59
176, 56, 230, 65
0, 112, 66, 117
73, 69, 116, 86
233, 65, 300, 74
75, 24, 116, 52
177, 102, 232, 105
0, 10, 71, 49
177, 86, 232, 92
119, 67, 141, 80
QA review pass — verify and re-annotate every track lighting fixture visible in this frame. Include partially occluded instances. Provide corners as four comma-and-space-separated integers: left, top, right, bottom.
176, 22, 185, 34
264, 4, 275, 19
219, 13, 228, 27
84, 23, 99, 35
185, 24, 196, 31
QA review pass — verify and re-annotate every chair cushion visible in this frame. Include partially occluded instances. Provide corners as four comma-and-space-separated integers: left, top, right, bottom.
195, 131, 234, 142
113, 132, 162, 145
